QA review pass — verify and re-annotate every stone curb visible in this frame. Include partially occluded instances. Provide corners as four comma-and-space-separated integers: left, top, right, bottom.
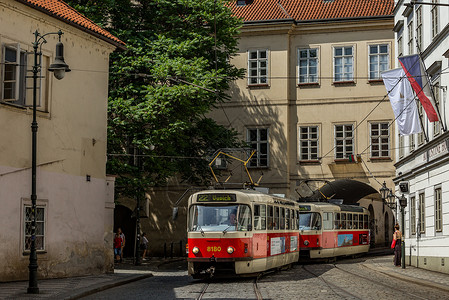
63, 273, 153, 300
362, 263, 449, 293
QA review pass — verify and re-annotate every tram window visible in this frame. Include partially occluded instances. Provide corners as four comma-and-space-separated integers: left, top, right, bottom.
359, 214, 363, 229
188, 204, 239, 232
347, 213, 352, 229
280, 207, 285, 230
311, 213, 321, 230
254, 204, 266, 230
341, 213, 346, 229
353, 214, 358, 229
323, 212, 333, 230
237, 205, 252, 231
274, 207, 280, 230
296, 210, 300, 229
334, 213, 340, 229
291, 209, 295, 230
268, 206, 274, 230
364, 214, 368, 229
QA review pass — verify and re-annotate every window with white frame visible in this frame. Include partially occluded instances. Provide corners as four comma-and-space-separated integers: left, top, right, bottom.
417, 102, 425, 145
247, 128, 269, 167
369, 44, 389, 80
335, 124, 354, 159
399, 134, 404, 158
409, 134, 415, 152
334, 46, 353, 82
418, 193, 425, 234
24, 205, 45, 251
410, 196, 416, 235
408, 21, 414, 54
2, 45, 27, 106
416, 6, 423, 51
248, 49, 268, 85
433, 83, 441, 136
435, 187, 442, 232
298, 48, 318, 83
370, 122, 390, 158
431, 0, 439, 38
397, 34, 403, 58
299, 126, 319, 161
1, 43, 48, 110
334, 46, 354, 82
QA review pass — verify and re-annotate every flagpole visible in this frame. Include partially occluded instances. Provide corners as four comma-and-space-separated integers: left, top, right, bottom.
415, 42, 447, 132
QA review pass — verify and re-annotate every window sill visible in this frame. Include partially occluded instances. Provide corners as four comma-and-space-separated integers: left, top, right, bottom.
333, 80, 355, 86
297, 82, 319, 88
22, 250, 47, 256
334, 159, 356, 163
368, 79, 384, 84
0, 101, 27, 109
247, 84, 269, 89
369, 157, 392, 162
298, 160, 321, 165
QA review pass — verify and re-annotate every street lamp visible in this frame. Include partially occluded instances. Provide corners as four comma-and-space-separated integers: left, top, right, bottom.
380, 181, 389, 201
28, 30, 70, 294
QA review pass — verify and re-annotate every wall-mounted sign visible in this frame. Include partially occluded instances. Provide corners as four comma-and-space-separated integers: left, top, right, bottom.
422, 138, 449, 163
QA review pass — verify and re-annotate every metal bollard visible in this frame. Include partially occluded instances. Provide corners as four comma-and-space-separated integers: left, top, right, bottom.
170, 242, 174, 258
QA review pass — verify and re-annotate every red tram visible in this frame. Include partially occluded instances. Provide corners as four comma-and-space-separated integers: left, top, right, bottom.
186, 190, 370, 278
297, 202, 370, 260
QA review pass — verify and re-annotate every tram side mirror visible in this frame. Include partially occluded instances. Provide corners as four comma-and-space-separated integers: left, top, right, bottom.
172, 207, 179, 221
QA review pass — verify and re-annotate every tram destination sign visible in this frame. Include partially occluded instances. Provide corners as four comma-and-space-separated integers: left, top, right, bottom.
197, 193, 237, 202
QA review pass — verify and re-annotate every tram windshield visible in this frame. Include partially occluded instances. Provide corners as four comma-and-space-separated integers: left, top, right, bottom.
299, 212, 322, 230
189, 204, 252, 232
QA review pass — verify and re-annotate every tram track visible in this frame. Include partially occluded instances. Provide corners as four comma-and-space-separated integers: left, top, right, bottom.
301, 265, 363, 300
334, 263, 428, 300
195, 276, 263, 300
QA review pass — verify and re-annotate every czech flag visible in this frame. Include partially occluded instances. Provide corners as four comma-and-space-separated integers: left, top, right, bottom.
398, 54, 439, 122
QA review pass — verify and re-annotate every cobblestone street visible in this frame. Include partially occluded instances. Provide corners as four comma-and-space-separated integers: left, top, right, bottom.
79, 255, 449, 300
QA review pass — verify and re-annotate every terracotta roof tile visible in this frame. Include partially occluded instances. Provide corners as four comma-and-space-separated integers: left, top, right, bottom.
230, 0, 394, 23
16, 0, 124, 47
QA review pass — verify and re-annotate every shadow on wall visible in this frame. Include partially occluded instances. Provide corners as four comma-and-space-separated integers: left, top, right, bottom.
217, 82, 290, 190
114, 205, 136, 258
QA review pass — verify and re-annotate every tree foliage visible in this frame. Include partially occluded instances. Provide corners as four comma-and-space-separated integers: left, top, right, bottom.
65, 0, 245, 198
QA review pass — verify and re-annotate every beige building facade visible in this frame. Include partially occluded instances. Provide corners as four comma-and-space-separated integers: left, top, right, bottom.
208, 2, 397, 246
0, 0, 121, 281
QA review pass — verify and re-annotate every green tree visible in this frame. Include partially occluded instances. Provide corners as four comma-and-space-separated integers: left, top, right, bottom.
65, 0, 245, 198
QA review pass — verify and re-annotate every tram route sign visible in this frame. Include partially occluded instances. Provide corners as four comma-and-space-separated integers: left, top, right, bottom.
298, 205, 311, 211
197, 193, 237, 202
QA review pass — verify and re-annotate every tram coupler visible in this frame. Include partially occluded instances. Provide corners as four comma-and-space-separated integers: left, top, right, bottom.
206, 266, 216, 277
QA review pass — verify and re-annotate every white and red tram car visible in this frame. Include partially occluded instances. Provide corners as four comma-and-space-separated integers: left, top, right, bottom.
186, 190, 371, 278
187, 190, 300, 278
298, 202, 370, 259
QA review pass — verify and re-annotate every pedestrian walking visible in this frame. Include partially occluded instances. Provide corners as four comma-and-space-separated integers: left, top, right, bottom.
393, 223, 402, 266
141, 232, 149, 260
114, 232, 122, 263
118, 227, 125, 262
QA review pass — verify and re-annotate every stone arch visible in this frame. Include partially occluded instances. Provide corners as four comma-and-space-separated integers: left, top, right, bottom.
114, 205, 136, 258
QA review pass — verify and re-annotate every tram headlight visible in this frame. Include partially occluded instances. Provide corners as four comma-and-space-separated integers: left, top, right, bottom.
304, 240, 310, 246
192, 247, 200, 254
227, 246, 235, 254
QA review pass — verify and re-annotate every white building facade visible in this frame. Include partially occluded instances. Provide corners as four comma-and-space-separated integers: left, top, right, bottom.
393, 0, 449, 273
